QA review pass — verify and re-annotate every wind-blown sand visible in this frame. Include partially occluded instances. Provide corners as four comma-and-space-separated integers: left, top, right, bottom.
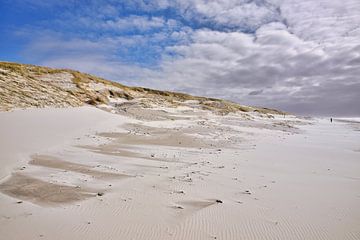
0, 106, 359, 240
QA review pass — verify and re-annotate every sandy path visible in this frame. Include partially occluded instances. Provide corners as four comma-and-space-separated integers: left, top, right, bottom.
0, 107, 359, 240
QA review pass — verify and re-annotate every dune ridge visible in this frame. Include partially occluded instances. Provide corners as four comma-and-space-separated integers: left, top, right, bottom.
0, 61, 284, 115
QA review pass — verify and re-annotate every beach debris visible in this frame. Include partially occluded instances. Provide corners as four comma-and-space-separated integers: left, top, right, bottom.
183, 177, 192, 182
215, 199, 223, 203
243, 190, 252, 195
97, 192, 104, 196
173, 205, 184, 209
16, 201, 23, 204
151, 154, 155, 158
174, 190, 185, 194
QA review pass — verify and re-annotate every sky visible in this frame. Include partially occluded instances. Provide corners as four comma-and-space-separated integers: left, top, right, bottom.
1, 0, 360, 116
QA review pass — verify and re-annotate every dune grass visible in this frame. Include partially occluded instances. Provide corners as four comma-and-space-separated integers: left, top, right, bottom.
0, 61, 287, 115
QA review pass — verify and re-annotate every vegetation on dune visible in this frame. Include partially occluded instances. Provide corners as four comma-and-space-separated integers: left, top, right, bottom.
0, 61, 286, 115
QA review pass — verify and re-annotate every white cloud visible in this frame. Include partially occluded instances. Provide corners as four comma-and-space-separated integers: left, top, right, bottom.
279, 0, 360, 44
180, 0, 282, 30
15, 0, 360, 116
101, 15, 166, 31
149, 18, 360, 115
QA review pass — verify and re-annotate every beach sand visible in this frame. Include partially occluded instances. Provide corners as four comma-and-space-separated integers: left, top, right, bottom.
0, 106, 359, 239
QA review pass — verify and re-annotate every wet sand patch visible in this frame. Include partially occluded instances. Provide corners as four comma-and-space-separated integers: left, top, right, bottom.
97, 130, 219, 149
30, 154, 131, 179
77, 144, 146, 159
78, 144, 188, 165
0, 173, 96, 205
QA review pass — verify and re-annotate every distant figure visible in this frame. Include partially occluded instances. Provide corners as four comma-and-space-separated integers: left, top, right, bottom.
330, 118, 333, 123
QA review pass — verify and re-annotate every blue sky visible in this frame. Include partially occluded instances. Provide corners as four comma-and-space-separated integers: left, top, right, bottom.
0, 1, 183, 66
1, 0, 360, 115
0, 1, 279, 65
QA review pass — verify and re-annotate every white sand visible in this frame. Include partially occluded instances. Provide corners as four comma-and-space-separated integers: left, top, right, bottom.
0, 107, 359, 240
0, 106, 134, 180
